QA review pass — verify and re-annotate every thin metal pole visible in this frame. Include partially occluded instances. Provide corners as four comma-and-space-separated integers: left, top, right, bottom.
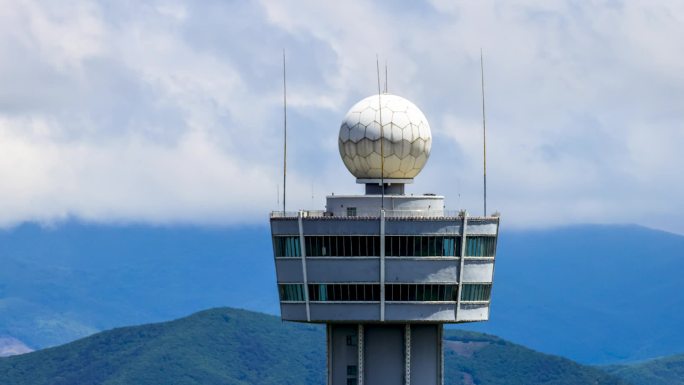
384, 60, 388, 94
376, 56, 385, 210
283, 50, 287, 215
480, 49, 487, 217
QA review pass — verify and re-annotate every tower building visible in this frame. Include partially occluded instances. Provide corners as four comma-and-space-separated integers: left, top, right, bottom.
270, 93, 500, 385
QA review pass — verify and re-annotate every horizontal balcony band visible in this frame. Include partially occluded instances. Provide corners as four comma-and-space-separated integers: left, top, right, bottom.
275, 256, 495, 260
271, 210, 499, 220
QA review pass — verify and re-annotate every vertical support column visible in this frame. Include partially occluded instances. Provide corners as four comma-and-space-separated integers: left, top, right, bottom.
380, 210, 386, 321
327, 324, 332, 385
455, 214, 468, 320
298, 212, 311, 322
489, 217, 501, 303
438, 325, 444, 385
358, 324, 364, 385
405, 324, 411, 385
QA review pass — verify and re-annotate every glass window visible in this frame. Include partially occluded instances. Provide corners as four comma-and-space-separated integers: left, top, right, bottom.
274, 236, 301, 257
389, 236, 397, 257
278, 284, 305, 301
408, 284, 417, 301
461, 283, 492, 301
347, 207, 357, 217
443, 237, 459, 256
319, 236, 326, 256
465, 236, 497, 257
308, 284, 381, 302
384, 236, 460, 257
384, 284, 458, 302
303, 236, 381, 257
427, 236, 436, 256
416, 285, 424, 301
295, 236, 467, 258
445, 285, 455, 301
364, 284, 373, 301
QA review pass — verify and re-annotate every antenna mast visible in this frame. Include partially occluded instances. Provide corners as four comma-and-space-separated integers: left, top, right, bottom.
480, 49, 487, 217
384, 60, 388, 93
282, 50, 287, 215
376, 56, 385, 210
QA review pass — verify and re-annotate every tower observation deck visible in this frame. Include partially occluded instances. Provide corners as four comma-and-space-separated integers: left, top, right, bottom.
270, 94, 500, 385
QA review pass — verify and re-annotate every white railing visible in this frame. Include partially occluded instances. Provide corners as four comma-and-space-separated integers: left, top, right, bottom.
383, 209, 448, 218
270, 209, 497, 219
270, 210, 328, 218
269, 211, 301, 218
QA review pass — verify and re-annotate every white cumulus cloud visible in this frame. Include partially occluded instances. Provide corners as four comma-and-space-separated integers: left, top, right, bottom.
0, 0, 682, 233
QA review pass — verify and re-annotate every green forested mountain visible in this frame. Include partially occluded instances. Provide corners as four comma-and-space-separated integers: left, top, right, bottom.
0, 308, 325, 385
443, 329, 627, 385
0, 307, 628, 385
602, 354, 684, 385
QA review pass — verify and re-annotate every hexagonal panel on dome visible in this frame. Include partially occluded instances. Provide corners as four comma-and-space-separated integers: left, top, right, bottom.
347, 111, 361, 127
359, 108, 377, 127
365, 124, 381, 141
390, 124, 402, 142
379, 138, 394, 157
338, 94, 431, 180
414, 153, 427, 169
392, 111, 410, 129
356, 138, 373, 157
349, 124, 366, 143
410, 138, 425, 157
384, 154, 401, 173
399, 155, 416, 172
339, 123, 351, 141
344, 141, 357, 157
397, 139, 411, 158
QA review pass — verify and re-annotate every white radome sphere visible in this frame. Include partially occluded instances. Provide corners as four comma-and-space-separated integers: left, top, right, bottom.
338, 94, 432, 179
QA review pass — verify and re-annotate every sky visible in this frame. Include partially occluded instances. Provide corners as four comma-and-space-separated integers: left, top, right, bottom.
0, 0, 682, 233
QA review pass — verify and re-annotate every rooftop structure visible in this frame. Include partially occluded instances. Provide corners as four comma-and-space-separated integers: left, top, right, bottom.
270, 92, 500, 385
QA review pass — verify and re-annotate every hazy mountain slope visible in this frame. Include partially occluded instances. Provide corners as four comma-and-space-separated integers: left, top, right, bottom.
602, 354, 684, 385
0, 307, 628, 385
458, 224, 684, 363
0, 336, 32, 357
1, 222, 683, 364
0, 223, 277, 348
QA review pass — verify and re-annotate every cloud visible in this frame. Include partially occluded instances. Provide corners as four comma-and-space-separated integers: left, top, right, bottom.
0, 0, 683, 232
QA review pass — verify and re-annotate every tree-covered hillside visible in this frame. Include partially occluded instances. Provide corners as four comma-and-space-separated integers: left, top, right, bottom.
0, 307, 628, 385
602, 354, 684, 385
442, 329, 627, 385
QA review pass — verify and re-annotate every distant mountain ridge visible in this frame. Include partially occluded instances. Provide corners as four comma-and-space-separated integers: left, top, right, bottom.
0, 307, 628, 385
603, 354, 684, 385
0, 336, 32, 357
1, 222, 683, 364
458, 224, 684, 363
0, 223, 278, 349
